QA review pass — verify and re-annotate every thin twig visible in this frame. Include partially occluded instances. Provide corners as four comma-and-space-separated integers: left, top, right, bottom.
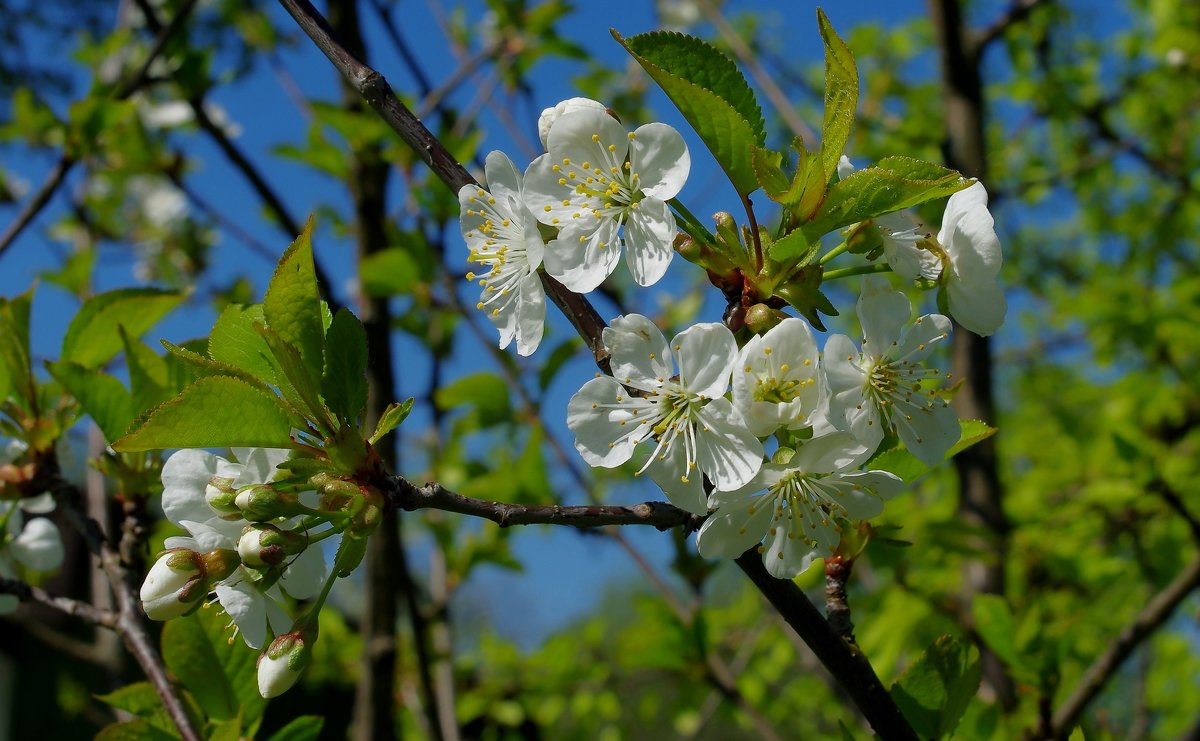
1046, 555, 1200, 739
0, 577, 118, 628
972, 0, 1051, 55
30, 455, 201, 741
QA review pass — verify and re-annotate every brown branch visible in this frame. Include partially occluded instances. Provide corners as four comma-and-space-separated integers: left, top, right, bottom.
737, 550, 918, 740
383, 474, 702, 530
0, 577, 117, 628
276, 0, 609, 371
30, 456, 201, 741
824, 555, 857, 646
1046, 555, 1200, 738
972, 0, 1051, 55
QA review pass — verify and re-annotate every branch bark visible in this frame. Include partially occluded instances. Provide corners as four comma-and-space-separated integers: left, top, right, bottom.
1045, 555, 1200, 738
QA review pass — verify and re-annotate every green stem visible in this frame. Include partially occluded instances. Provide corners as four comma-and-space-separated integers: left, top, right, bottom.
304, 522, 349, 545
821, 263, 891, 281
669, 197, 716, 247
817, 239, 851, 265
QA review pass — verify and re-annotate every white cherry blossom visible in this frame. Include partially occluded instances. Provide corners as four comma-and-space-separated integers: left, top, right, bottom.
459, 151, 547, 356
936, 182, 1006, 336
151, 448, 326, 648
525, 108, 689, 291
732, 318, 824, 438
824, 277, 959, 467
567, 315, 762, 514
696, 433, 903, 578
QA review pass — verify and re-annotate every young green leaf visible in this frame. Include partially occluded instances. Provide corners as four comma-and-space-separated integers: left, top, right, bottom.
257, 324, 333, 434
263, 215, 325, 388
815, 9, 859, 185
890, 636, 981, 739
793, 157, 973, 250
45, 361, 133, 442
614, 30, 764, 196
209, 303, 284, 386
61, 288, 182, 369
265, 716, 325, 741
112, 376, 297, 452
369, 398, 414, 445
95, 682, 175, 735
161, 608, 266, 731
94, 720, 179, 741
322, 308, 369, 426
868, 419, 997, 482
0, 291, 35, 410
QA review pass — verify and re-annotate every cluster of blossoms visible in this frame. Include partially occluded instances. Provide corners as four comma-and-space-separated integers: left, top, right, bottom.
139, 447, 369, 697
459, 101, 1006, 578
459, 97, 690, 356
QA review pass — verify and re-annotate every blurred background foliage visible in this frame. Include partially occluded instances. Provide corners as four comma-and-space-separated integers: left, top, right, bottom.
0, 0, 1197, 739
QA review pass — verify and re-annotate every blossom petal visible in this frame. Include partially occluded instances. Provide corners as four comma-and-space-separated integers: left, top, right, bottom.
279, 543, 326, 600
512, 273, 546, 357
940, 183, 1001, 280
483, 150, 524, 204
162, 450, 238, 528
543, 219, 621, 293
216, 578, 269, 649
695, 492, 775, 558
232, 448, 290, 488
604, 314, 673, 391
896, 397, 960, 468
567, 377, 649, 468
546, 109, 629, 177
538, 97, 607, 148
895, 313, 952, 363
947, 277, 1007, 337
623, 198, 675, 287
522, 154, 584, 226
629, 122, 689, 200
857, 276, 910, 355
762, 522, 823, 580
646, 441, 708, 515
674, 323, 737, 399
837, 471, 904, 519
10, 518, 64, 571
694, 398, 764, 492
791, 432, 870, 475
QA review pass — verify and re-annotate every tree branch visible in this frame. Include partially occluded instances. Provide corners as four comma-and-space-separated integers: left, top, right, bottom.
382, 474, 702, 530
736, 551, 918, 740
0, 577, 117, 628
30, 455, 201, 741
971, 0, 1051, 55
1046, 555, 1200, 739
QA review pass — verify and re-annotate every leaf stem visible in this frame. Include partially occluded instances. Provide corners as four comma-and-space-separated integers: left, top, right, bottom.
669, 197, 716, 247
817, 238, 851, 265
822, 262, 890, 281
743, 194, 764, 273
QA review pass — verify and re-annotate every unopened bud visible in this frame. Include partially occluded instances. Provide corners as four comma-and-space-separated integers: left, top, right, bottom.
235, 484, 303, 522
205, 476, 241, 519
257, 623, 316, 698
238, 524, 308, 568
743, 304, 788, 334
312, 475, 362, 514
140, 550, 205, 620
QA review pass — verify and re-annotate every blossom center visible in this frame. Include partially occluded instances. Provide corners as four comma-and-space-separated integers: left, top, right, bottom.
463, 189, 533, 316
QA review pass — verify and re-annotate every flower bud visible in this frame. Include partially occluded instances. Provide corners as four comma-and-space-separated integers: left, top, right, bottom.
205, 476, 241, 520
257, 625, 315, 698
536, 97, 608, 148
235, 484, 303, 522
140, 550, 205, 620
238, 524, 308, 568
312, 474, 362, 514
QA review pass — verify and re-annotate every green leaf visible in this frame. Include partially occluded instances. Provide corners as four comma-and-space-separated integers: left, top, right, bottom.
614, 30, 764, 195
94, 720, 179, 741
265, 716, 325, 741
796, 157, 973, 249
112, 376, 296, 452
209, 304, 284, 386
263, 216, 325, 389
0, 290, 35, 409
161, 608, 266, 729
257, 324, 331, 432
96, 681, 174, 734
208, 718, 243, 741
39, 247, 95, 295
369, 398, 414, 445
61, 288, 182, 369
971, 594, 1026, 672
160, 340, 278, 393
867, 419, 997, 482
434, 372, 510, 428
890, 636, 981, 739
815, 9, 859, 185
360, 247, 420, 297
46, 361, 133, 442
322, 308, 369, 426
